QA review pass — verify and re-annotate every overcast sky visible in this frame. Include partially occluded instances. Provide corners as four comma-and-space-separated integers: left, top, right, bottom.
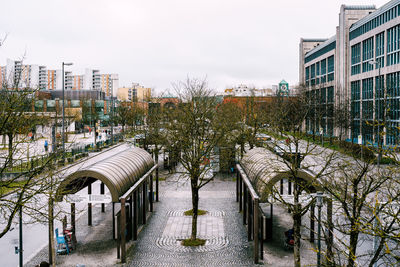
0, 0, 389, 94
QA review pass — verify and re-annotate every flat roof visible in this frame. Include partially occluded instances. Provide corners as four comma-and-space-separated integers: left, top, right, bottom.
350, 0, 397, 31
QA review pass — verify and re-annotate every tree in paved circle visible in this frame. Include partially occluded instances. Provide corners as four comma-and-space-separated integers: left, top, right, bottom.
165, 77, 239, 243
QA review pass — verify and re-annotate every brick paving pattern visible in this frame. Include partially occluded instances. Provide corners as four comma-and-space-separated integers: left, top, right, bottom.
127, 173, 256, 267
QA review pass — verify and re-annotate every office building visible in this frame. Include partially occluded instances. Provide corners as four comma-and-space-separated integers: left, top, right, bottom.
300, 0, 400, 145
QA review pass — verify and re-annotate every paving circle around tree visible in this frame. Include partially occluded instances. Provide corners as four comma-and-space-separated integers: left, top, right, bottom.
127, 173, 256, 267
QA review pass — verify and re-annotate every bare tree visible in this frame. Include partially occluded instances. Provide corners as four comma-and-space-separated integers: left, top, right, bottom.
165, 77, 238, 244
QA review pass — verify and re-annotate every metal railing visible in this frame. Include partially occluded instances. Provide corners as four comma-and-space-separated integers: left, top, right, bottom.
117, 164, 158, 263
236, 163, 264, 264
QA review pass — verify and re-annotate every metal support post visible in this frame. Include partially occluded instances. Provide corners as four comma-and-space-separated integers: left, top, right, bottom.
254, 198, 259, 264
101, 182, 105, 212
310, 202, 315, 243
88, 183, 92, 226
71, 203, 77, 244
133, 191, 138, 240
120, 198, 126, 263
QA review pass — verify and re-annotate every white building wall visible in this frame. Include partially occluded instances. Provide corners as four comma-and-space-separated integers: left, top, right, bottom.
84, 68, 93, 90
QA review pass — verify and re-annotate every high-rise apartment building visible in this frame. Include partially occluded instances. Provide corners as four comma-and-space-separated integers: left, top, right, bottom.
0, 65, 6, 87
38, 66, 47, 90
47, 69, 62, 90
84, 68, 101, 91
72, 75, 84, 90
100, 74, 119, 97
300, 0, 400, 145
6, 58, 23, 87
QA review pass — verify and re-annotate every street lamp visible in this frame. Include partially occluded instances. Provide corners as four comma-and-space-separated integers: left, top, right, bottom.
368, 60, 382, 166
62, 62, 73, 160
109, 78, 118, 145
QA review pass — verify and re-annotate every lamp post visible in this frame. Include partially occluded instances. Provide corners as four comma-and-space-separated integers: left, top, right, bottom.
62, 62, 73, 160
108, 78, 118, 145
368, 60, 382, 166
316, 191, 324, 267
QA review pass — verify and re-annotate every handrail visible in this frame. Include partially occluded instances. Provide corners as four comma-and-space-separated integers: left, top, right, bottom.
119, 164, 157, 200
236, 164, 259, 200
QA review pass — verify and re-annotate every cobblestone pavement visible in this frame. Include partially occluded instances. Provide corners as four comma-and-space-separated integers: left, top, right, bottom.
127, 172, 257, 267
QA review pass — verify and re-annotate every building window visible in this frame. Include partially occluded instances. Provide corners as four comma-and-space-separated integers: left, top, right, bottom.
362, 37, 374, 72
327, 86, 334, 103
376, 31, 385, 67
327, 56, 334, 82
351, 43, 361, 75
387, 24, 400, 66
320, 58, 327, 83
362, 78, 374, 100
351, 80, 361, 101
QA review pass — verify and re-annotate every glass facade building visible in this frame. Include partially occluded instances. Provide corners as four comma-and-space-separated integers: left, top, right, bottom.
300, 0, 400, 146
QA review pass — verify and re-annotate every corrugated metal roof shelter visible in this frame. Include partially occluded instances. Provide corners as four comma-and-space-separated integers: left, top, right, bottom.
56, 147, 154, 202
237, 147, 333, 258
55, 146, 157, 263
240, 147, 322, 201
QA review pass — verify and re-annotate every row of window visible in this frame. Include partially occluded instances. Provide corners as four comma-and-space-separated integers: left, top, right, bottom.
351, 23, 400, 75
306, 87, 334, 104
362, 78, 374, 99
304, 41, 336, 64
349, 3, 400, 40
305, 56, 334, 86
305, 118, 334, 136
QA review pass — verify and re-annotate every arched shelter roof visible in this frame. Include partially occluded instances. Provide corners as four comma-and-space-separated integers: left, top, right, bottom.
240, 147, 322, 201
56, 147, 154, 202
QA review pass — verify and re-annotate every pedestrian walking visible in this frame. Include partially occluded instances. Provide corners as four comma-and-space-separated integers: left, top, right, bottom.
44, 140, 48, 152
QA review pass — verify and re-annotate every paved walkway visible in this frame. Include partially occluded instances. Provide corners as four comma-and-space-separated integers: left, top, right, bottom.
127, 172, 256, 267
25, 166, 317, 267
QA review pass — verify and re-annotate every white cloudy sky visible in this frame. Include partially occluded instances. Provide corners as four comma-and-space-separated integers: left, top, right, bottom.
0, 0, 389, 93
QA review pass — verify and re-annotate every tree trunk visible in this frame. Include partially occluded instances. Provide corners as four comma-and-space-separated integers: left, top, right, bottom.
293, 186, 302, 267
48, 198, 56, 267
347, 227, 359, 267
8, 133, 13, 168
191, 184, 199, 240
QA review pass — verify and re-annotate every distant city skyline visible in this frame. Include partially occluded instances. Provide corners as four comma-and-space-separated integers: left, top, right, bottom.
0, 0, 388, 93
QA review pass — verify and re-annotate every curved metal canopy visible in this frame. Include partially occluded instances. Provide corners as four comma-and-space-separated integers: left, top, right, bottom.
56, 147, 155, 202
240, 147, 322, 200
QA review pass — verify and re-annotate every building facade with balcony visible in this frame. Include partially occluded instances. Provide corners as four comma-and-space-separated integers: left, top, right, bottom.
300, 0, 400, 145
100, 73, 119, 97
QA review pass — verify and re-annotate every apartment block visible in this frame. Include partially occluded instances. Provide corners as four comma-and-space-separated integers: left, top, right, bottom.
39, 66, 47, 90
47, 69, 62, 90
117, 83, 151, 102
83, 68, 101, 91
100, 73, 119, 97
300, 1, 400, 145
0, 65, 6, 87
72, 75, 84, 90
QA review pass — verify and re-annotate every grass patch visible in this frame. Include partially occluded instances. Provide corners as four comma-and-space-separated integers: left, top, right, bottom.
181, 238, 206, 246
183, 209, 207, 216
0, 181, 27, 195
